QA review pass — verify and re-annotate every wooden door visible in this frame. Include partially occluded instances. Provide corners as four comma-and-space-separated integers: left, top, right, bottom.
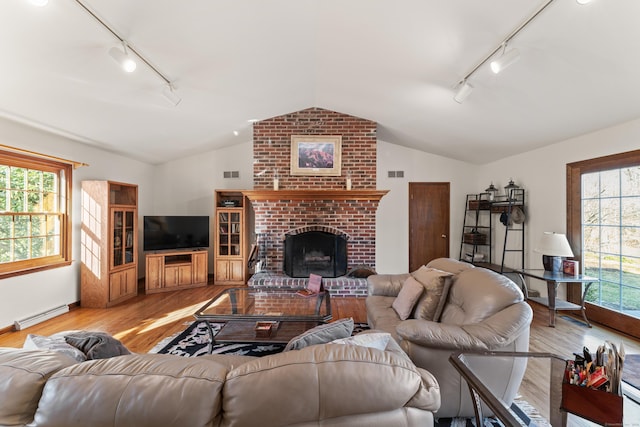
409, 182, 450, 272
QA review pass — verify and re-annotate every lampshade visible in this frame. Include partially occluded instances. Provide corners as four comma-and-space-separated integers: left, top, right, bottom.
490, 48, 520, 74
109, 45, 137, 73
534, 232, 574, 257
454, 81, 474, 103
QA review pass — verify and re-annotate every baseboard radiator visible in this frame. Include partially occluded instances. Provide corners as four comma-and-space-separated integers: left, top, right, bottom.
14, 304, 69, 331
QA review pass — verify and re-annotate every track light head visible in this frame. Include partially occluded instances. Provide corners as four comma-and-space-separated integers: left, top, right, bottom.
490, 48, 520, 74
109, 43, 137, 73
454, 80, 474, 104
162, 84, 181, 106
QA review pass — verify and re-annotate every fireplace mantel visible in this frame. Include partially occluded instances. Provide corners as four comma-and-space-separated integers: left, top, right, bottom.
242, 189, 389, 201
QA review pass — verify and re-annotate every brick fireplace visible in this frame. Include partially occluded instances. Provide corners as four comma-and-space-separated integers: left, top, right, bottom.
246, 108, 386, 296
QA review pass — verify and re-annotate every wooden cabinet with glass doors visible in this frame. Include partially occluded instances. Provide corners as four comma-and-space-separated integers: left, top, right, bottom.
80, 181, 138, 308
214, 190, 249, 285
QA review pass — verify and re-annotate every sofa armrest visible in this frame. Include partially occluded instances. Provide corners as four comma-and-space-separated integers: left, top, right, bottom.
367, 273, 410, 297
396, 302, 533, 352
408, 367, 441, 412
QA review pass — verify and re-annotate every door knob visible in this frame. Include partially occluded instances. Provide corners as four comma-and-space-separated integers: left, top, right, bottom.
441, 234, 447, 238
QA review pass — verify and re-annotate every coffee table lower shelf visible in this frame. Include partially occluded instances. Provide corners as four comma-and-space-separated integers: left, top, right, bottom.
212, 320, 320, 344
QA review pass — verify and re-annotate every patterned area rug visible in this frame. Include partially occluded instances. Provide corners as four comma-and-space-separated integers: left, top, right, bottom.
149, 321, 547, 426
150, 321, 371, 357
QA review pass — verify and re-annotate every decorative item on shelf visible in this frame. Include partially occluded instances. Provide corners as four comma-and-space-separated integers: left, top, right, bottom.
346, 171, 352, 190
485, 182, 499, 201
273, 169, 279, 191
504, 178, 520, 200
463, 229, 487, 245
221, 200, 237, 207
534, 232, 574, 273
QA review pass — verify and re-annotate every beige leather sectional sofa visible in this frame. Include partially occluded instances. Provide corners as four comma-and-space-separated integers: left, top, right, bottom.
366, 258, 533, 419
0, 339, 440, 427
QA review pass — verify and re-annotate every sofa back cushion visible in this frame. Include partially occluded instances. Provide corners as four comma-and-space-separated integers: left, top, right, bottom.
0, 348, 77, 426
31, 354, 227, 427
439, 268, 524, 325
425, 258, 474, 274
221, 344, 438, 427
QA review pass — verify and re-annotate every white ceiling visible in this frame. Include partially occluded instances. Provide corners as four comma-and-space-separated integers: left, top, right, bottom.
1, 0, 639, 165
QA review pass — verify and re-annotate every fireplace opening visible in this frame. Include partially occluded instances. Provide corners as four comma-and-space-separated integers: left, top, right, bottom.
283, 231, 347, 278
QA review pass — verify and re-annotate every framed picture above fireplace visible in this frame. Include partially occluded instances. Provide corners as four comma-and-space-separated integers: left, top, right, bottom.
290, 135, 342, 176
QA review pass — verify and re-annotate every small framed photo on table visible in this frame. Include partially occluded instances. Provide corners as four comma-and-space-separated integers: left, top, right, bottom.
563, 260, 579, 276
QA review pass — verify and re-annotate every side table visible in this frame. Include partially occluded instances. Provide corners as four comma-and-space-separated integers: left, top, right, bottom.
516, 269, 598, 328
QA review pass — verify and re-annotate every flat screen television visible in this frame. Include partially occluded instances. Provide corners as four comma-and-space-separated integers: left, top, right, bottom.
143, 216, 209, 252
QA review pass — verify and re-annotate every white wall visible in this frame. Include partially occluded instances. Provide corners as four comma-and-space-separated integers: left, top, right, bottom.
376, 141, 480, 273
151, 141, 254, 271
478, 117, 640, 297
0, 118, 154, 329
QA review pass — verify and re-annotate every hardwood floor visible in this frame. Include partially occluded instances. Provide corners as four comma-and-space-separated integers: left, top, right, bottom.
0, 283, 367, 353
0, 283, 638, 423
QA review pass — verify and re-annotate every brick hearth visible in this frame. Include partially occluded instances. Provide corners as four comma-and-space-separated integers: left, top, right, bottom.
248, 272, 368, 297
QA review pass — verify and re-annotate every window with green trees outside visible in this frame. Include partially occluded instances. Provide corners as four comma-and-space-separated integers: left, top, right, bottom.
582, 166, 640, 318
0, 150, 72, 278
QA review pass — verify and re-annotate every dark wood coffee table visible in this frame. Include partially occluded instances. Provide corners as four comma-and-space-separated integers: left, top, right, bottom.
193, 287, 332, 350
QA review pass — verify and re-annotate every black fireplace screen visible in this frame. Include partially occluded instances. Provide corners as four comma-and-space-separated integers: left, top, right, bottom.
283, 231, 347, 278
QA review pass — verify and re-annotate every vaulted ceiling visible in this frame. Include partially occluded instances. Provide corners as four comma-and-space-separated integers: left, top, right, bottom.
1, 0, 638, 165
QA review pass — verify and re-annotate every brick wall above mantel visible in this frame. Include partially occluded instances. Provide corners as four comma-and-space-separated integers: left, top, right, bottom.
253, 107, 377, 190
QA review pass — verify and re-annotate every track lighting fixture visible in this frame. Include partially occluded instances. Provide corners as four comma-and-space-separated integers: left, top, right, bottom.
454, 80, 474, 104
452, 0, 556, 103
108, 42, 137, 73
162, 83, 182, 106
72, 0, 181, 106
490, 47, 520, 74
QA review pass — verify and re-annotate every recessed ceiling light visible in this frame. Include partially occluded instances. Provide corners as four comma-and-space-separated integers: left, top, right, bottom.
247, 119, 260, 123
233, 130, 239, 136
576, 0, 592, 4
28, 0, 49, 6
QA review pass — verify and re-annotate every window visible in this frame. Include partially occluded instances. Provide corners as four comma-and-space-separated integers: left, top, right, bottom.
581, 167, 640, 316
0, 150, 72, 278
568, 149, 640, 338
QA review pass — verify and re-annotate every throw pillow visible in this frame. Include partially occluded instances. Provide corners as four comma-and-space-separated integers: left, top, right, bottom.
283, 317, 354, 352
411, 266, 454, 321
330, 332, 391, 351
23, 333, 87, 363
391, 276, 424, 320
64, 332, 131, 360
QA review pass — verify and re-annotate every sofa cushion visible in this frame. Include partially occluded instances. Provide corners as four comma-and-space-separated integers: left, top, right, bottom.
32, 354, 227, 427
283, 317, 354, 351
439, 268, 525, 325
331, 332, 391, 351
222, 343, 440, 426
411, 267, 454, 321
0, 348, 77, 426
23, 333, 87, 363
426, 258, 475, 274
64, 331, 131, 360
392, 276, 424, 320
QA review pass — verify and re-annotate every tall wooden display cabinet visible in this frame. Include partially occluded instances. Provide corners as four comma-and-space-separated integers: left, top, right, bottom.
80, 181, 138, 308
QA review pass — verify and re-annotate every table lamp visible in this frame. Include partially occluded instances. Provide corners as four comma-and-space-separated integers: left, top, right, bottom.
534, 232, 574, 273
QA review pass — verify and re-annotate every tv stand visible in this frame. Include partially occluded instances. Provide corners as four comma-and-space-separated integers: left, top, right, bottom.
145, 249, 208, 293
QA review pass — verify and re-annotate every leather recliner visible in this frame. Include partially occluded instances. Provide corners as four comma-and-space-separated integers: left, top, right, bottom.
366, 258, 533, 418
